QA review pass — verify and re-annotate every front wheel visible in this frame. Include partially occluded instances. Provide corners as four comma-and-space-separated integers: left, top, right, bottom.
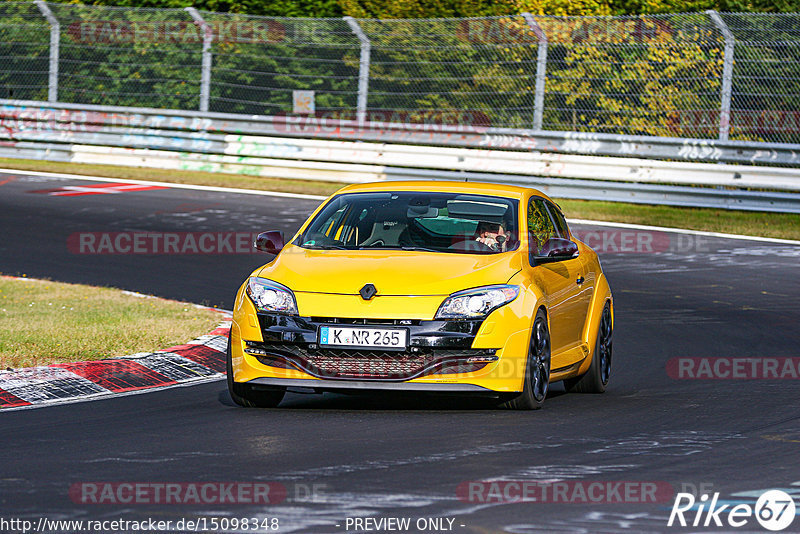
565, 302, 612, 394
501, 309, 551, 410
227, 334, 285, 408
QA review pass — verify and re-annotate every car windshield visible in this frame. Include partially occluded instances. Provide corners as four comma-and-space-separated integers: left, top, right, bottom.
297, 191, 520, 254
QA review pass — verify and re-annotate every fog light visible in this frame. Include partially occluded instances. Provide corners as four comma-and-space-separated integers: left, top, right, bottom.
244, 341, 268, 356
466, 355, 499, 364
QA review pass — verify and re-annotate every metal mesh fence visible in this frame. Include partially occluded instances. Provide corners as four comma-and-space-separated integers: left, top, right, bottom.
539, 13, 726, 139
0, 2, 798, 143
197, 12, 360, 115
47, 2, 203, 109
359, 16, 539, 129
0, 2, 51, 101
720, 12, 800, 143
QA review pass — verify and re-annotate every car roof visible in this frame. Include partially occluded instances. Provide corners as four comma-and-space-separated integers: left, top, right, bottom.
333, 180, 553, 202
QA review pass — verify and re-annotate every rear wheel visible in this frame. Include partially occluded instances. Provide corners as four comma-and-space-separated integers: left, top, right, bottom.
501, 309, 551, 410
565, 302, 612, 394
227, 334, 285, 408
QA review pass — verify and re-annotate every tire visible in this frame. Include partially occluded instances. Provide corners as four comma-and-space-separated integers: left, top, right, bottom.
501, 309, 551, 410
565, 302, 612, 394
227, 334, 285, 408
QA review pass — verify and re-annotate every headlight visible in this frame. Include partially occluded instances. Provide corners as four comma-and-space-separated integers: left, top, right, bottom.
245, 277, 298, 315
435, 285, 520, 319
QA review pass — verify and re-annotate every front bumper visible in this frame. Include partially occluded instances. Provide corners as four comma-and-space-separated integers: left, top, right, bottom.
231, 291, 534, 393
245, 315, 498, 381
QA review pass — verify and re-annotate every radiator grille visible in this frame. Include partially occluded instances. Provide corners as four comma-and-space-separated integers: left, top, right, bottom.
253, 344, 491, 380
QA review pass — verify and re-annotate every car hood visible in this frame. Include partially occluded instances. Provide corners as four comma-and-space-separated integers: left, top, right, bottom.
257, 245, 522, 297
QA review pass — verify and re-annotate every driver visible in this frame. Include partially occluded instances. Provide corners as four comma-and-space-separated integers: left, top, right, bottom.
475, 221, 508, 252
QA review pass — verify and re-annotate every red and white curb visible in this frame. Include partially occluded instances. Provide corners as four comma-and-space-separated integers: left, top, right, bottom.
0, 291, 231, 411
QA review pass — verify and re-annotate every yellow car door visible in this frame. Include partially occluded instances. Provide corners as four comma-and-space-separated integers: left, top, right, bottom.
527, 197, 587, 365
545, 199, 595, 353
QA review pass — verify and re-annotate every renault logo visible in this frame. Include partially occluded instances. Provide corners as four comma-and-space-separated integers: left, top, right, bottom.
360, 284, 377, 300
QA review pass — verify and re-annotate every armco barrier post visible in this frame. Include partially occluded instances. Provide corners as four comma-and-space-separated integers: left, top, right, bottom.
34, 0, 59, 103
707, 10, 735, 142
344, 17, 371, 125
522, 13, 548, 131
185, 7, 213, 113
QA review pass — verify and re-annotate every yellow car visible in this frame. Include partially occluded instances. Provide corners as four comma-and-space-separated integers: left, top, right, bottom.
228, 181, 613, 410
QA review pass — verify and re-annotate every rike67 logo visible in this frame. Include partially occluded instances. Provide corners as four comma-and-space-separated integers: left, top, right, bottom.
668, 490, 796, 531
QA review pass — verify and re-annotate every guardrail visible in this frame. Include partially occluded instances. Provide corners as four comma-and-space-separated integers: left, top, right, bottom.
1, 99, 800, 213
3, 99, 800, 166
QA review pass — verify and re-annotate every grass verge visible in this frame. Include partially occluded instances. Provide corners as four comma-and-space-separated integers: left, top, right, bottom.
0, 277, 221, 369
1, 157, 798, 241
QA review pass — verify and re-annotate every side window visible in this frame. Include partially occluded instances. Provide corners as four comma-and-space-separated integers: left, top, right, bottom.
527, 198, 556, 255
324, 205, 349, 239
310, 203, 361, 245
544, 201, 570, 239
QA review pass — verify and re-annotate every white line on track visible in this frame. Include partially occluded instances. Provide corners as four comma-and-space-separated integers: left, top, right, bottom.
0, 168, 329, 201
3, 167, 799, 246
567, 218, 800, 246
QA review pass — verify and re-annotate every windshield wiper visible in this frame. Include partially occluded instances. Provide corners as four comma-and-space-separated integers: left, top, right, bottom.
401, 246, 441, 253
359, 245, 440, 253
302, 244, 349, 250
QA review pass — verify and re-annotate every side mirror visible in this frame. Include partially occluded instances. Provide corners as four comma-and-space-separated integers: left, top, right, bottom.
532, 237, 579, 264
254, 231, 285, 255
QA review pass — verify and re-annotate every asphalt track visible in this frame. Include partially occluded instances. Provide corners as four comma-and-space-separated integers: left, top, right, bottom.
1, 170, 800, 533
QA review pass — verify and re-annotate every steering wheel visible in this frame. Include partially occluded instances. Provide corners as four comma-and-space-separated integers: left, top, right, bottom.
448, 239, 494, 252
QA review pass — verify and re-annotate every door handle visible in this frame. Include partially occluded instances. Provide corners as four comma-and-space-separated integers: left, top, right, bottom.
576, 276, 585, 285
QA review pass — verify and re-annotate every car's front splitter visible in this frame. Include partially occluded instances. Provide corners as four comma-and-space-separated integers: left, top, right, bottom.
248, 377, 492, 393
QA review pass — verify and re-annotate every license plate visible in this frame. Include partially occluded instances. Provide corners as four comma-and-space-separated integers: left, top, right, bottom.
319, 326, 407, 350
